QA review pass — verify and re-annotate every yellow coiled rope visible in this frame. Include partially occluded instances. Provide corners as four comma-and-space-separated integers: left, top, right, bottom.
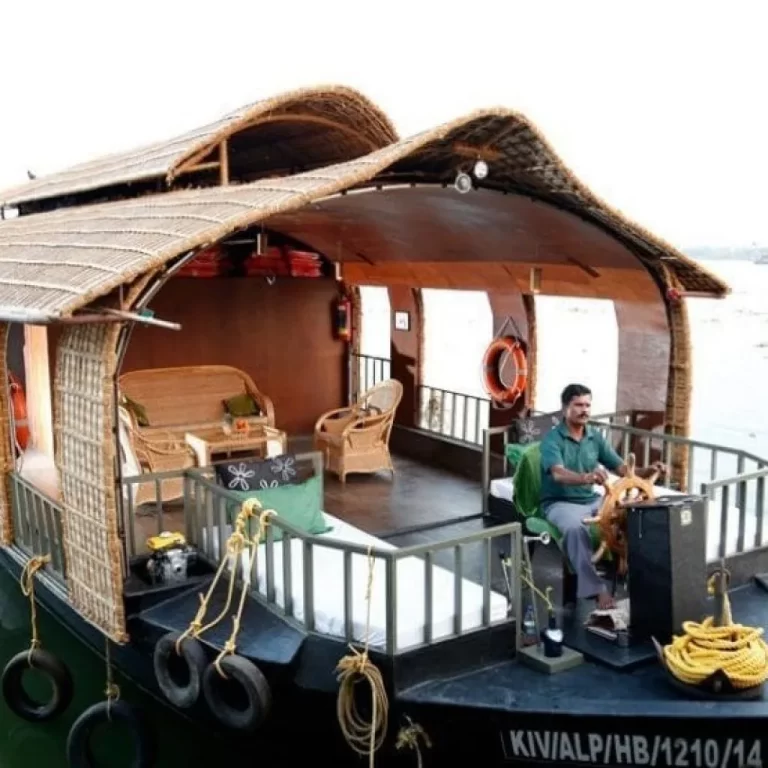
662, 572, 768, 689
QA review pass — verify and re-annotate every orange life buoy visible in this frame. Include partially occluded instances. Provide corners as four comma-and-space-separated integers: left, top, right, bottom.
9, 373, 30, 451
482, 336, 527, 405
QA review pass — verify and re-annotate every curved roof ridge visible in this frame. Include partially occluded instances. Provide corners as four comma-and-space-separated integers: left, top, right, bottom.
0, 105, 727, 324
0, 83, 398, 207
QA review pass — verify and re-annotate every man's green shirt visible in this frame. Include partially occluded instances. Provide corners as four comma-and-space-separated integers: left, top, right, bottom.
539, 421, 622, 509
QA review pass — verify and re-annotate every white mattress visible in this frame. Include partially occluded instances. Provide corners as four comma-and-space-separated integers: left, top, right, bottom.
490, 477, 515, 502
487, 473, 752, 560
204, 513, 509, 652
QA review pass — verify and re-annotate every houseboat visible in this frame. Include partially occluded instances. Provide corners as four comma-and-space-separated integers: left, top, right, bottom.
0, 83, 766, 768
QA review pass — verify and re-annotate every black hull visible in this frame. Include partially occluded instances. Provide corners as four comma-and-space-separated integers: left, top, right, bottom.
4, 543, 768, 768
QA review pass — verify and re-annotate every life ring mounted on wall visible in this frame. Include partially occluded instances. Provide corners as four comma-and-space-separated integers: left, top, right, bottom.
482, 335, 528, 406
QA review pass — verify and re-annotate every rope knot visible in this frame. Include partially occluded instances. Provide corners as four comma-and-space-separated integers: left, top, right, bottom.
227, 531, 247, 555
105, 682, 120, 701
396, 715, 432, 755
251, 509, 275, 547
20, 554, 50, 595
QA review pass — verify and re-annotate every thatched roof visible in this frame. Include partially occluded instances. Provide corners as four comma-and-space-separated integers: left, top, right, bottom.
0, 85, 397, 208
0, 107, 728, 323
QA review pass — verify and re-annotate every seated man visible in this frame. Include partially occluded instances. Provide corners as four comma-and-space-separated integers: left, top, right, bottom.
540, 383, 666, 609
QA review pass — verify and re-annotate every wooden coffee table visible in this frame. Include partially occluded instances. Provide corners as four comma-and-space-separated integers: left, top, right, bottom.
184, 425, 287, 467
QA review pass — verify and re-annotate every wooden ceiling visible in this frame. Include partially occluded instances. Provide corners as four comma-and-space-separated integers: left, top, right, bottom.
264, 186, 662, 300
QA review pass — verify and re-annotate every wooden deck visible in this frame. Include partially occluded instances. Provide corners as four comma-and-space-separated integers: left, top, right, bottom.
322, 453, 483, 536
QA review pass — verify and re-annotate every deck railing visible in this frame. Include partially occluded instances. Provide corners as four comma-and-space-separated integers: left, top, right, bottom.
702, 466, 768, 559
590, 420, 767, 495
8, 472, 66, 585
484, 412, 767, 495
418, 385, 491, 445
351, 353, 391, 397
120, 452, 522, 655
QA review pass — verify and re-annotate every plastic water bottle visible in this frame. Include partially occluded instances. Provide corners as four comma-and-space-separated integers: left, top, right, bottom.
523, 604, 537, 644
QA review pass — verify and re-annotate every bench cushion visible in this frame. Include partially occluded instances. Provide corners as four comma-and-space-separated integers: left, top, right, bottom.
226, 474, 332, 542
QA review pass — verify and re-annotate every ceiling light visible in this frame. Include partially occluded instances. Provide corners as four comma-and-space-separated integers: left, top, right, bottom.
473, 160, 489, 179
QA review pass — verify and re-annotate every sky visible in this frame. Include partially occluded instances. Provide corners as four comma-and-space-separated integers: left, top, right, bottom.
1, 0, 765, 249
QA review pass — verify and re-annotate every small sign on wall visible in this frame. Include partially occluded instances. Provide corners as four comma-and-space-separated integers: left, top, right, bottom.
394, 311, 410, 332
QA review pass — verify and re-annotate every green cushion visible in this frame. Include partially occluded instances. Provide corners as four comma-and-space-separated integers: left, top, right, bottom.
223, 392, 261, 417
122, 394, 149, 427
511, 442, 542, 518
504, 442, 529, 471
227, 474, 331, 542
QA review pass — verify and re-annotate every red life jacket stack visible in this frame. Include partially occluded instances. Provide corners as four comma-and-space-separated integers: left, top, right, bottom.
175, 245, 227, 277
243, 247, 322, 278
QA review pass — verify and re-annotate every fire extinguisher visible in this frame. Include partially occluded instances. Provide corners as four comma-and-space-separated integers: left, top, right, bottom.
334, 294, 352, 342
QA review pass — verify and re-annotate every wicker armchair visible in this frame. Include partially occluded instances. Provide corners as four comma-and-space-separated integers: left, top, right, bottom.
118, 406, 197, 507
314, 379, 403, 484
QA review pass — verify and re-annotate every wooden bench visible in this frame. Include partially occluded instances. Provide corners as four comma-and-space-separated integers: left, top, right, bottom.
118, 365, 276, 443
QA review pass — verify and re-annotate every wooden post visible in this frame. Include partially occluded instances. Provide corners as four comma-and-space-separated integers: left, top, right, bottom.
387, 287, 423, 428
219, 139, 230, 185
0, 323, 15, 545
23, 325, 54, 458
486, 292, 534, 428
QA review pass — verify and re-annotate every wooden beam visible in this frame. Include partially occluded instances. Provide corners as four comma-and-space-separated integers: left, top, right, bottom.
63, 309, 181, 330
174, 161, 220, 177
219, 139, 230, 185
452, 142, 503, 162
100, 308, 181, 330
171, 113, 381, 180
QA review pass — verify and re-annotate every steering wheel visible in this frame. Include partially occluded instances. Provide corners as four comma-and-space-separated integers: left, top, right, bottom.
583, 453, 660, 575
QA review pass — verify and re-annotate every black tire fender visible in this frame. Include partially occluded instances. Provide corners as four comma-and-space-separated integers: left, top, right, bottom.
202, 654, 272, 731
66, 698, 153, 768
1, 648, 73, 722
152, 631, 207, 709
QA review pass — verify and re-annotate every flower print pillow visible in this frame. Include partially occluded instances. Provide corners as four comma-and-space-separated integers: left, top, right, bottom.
214, 453, 301, 492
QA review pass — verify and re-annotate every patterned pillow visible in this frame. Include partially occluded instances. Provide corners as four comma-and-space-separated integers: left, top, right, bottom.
215, 453, 302, 491
511, 411, 560, 444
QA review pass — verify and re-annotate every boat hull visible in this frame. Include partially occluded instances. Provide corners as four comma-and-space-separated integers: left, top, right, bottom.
3, 544, 768, 768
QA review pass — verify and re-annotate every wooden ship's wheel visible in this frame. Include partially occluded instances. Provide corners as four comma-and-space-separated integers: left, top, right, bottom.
584, 453, 660, 575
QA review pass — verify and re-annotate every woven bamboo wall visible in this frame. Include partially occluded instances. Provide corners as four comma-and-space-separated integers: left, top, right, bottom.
661, 268, 692, 491
0, 323, 13, 546
54, 323, 127, 642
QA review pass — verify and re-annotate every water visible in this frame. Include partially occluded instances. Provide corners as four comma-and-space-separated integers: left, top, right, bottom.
2, 259, 767, 764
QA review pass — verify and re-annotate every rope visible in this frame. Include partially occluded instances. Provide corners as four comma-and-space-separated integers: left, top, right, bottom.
175, 498, 273, 666
19, 554, 50, 663
212, 504, 273, 678
663, 573, 768, 689
396, 716, 431, 768
335, 545, 389, 767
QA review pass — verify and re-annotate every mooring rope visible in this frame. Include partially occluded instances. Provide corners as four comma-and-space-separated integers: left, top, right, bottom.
335, 545, 389, 767
175, 498, 272, 658
663, 573, 768, 689
19, 554, 50, 664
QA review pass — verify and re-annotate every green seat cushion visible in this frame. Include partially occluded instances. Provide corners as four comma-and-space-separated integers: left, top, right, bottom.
504, 442, 529, 471
122, 394, 149, 427
223, 392, 261, 417
227, 474, 331, 542
511, 442, 542, 518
